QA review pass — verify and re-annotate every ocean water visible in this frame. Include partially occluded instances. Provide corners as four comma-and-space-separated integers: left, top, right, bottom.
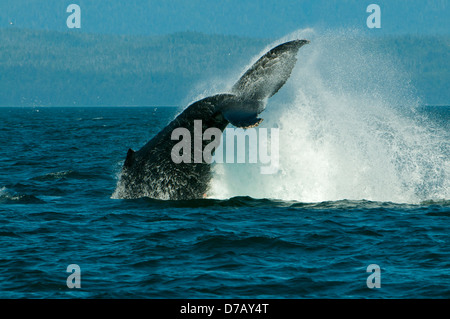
0, 106, 448, 299
1, 30, 449, 299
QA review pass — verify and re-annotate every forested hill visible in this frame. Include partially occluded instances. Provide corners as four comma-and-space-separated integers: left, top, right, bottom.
0, 29, 269, 106
0, 28, 448, 106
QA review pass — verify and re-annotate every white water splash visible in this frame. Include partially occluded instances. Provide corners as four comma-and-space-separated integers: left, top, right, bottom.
208, 29, 449, 203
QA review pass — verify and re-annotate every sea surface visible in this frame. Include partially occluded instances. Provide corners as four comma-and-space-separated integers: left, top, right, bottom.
0, 106, 449, 299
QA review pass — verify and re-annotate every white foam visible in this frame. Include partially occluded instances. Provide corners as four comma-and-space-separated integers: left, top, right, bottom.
208, 29, 449, 203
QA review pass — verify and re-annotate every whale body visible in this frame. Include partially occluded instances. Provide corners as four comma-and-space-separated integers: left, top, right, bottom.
113, 39, 309, 200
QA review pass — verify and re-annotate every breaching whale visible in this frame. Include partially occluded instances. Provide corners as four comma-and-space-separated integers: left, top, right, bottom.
113, 39, 309, 200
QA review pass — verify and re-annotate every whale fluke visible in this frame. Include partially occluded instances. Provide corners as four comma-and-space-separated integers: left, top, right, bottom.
232, 40, 310, 101
113, 39, 309, 200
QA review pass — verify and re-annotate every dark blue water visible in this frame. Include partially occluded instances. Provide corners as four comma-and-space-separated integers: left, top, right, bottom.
0, 106, 449, 298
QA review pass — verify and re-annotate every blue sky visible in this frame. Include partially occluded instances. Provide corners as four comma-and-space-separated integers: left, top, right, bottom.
1, 0, 449, 37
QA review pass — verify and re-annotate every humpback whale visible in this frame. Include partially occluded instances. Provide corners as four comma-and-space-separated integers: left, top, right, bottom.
114, 39, 309, 200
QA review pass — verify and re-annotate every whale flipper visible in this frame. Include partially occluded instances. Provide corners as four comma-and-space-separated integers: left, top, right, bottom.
113, 39, 309, 200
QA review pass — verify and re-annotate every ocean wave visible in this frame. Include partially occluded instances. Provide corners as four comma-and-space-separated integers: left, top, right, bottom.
118, 195, 449, 211
30, 170, 106, 181
194, 234, 304, 251
30, 170, 82, 181
0, 187, 45, 204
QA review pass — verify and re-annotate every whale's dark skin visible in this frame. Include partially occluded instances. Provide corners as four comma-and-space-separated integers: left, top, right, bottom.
114, 39, 309, 200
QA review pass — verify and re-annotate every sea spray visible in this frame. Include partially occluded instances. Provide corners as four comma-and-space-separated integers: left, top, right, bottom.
208, 29, 449, 203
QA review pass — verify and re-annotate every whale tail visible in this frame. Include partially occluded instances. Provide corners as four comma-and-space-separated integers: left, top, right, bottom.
114, 39, 309, 200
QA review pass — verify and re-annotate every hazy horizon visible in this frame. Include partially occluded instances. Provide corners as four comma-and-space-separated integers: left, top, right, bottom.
1, 1, 448, 107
